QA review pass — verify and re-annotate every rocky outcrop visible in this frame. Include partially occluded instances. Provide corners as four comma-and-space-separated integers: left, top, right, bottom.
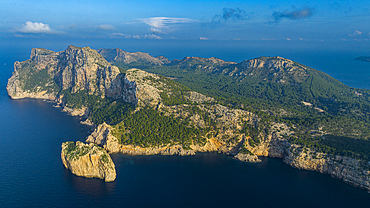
6, 45, 126, 101
61, 141, 116, 182
97, 48, 170, 65
236, 56, 309, 83
283, 146, 370, 191
62, 106, 89, 117
55, 46, 124, 98
123, 69, 162, 106
234, 153, 261, 162
7, 48, 60, 100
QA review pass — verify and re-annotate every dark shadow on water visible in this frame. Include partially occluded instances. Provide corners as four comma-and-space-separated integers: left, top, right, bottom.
63, 168, 116, 197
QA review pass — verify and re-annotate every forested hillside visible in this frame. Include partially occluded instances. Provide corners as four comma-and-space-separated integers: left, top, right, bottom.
101, 51, 370, 160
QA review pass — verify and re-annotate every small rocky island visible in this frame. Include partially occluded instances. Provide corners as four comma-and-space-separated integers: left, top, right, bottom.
355, 56, 370, 62
61, 141, 116, 182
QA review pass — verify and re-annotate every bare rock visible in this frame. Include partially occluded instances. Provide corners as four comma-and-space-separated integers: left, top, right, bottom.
234, 153, 261, 163
61, 141, 116, 182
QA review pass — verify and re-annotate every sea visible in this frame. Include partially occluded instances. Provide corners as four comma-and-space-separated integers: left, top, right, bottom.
0, 40, 370, 207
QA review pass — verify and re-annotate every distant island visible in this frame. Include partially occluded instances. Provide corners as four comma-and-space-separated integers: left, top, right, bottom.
6, 45, 370, 191
356, 56, 370, 62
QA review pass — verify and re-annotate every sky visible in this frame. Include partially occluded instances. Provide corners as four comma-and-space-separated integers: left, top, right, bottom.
1, 0, 370, 59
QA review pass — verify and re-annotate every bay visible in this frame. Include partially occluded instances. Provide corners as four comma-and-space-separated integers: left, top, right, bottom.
0, 44, 369, 208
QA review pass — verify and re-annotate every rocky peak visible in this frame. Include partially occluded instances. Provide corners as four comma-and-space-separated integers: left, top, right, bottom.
156, 55, 170, 64
30, 48, 57, 60
55, 46, 122, 97
97, 48, 169, 65
237, 56, 310, 83
123, 68, 161, 106
241, 56, 294, 69
7, 45, 125, 100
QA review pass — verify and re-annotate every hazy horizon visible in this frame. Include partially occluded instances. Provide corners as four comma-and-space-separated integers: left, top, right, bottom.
2, 0, 370, 61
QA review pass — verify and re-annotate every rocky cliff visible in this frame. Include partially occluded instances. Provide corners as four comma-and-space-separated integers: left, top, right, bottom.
6, 45, 126, 100
61, 141, 116, 182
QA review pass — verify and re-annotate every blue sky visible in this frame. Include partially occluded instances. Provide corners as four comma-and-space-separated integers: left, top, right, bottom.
1, 0, 370, 55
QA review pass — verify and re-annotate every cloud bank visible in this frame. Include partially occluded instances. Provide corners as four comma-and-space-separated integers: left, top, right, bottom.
16, 21, 61, 34
141, 17, 198, 28
110, 33, 161, 39
272, 6, 315, 22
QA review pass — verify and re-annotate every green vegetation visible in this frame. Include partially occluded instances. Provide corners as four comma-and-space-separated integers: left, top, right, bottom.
62, 89, 107, 109
18, 48, 370, 161
239, 146, 254, 155
17, 61, 59, 93
101, 153, 110, 163
112, 107, 206, 148
90, 100, 134, 125
61, 89, 135, 125
147, 74, 192, 106
63, 142, 90, 160
108, 56, 370, 159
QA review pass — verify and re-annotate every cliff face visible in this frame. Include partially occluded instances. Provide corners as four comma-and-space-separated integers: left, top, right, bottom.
283, 145, 370, 191
6, 48, 59, 100
55, 46, 124, 98
6, 46, 126, 100
86, 120, 370, 191
61, 141, 116, 182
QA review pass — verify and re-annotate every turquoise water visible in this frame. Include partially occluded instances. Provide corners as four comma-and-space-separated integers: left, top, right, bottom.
0, 45, 369, 207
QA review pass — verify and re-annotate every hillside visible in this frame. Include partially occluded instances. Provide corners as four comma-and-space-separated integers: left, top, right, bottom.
7, 45, 370, 190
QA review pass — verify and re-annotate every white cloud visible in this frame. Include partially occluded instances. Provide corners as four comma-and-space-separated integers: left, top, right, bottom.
199, 37, 208, 40
109, 33, 161, 40
112, 33, 125, 36
109, 33, 131, 38
349, 30, 362, 37
143, 34, 162, 39
150, 27, 165, 34
98, 24, 115, 31
141, 17, 198, 28
16, 21, 61, 34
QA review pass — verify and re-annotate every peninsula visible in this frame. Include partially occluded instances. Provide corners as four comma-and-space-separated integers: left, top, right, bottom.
7, 45, 370, 190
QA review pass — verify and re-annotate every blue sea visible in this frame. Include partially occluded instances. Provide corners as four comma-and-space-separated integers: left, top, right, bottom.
1, 41, 370, 207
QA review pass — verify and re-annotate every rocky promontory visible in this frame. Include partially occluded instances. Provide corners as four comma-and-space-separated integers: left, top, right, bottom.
61, 141, 116, 182
7, 46, 370, 191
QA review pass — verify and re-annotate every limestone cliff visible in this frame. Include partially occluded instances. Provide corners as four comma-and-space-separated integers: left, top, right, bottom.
6, 45, 126, 101
284, 145, 370, 191
6, 48, 59, 100
61, 141, 116, 182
